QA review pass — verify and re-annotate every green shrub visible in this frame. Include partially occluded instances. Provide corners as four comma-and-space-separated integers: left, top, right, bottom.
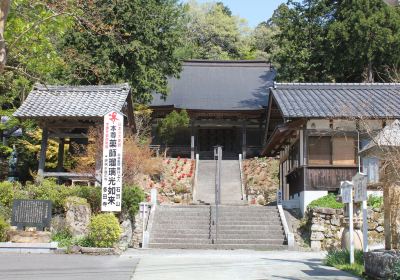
74, 236, 95, 247
367, 195, 383, 209
51, 230, 73, 248
27, 179, 76, 212
88, 213, 121, 248
325, 249, 364, 277
0, 215, 9, 242
308, 194, 343, 209
122, 185, 145, 219
74, 186, 101, 213
63, 196, 89, 209
0, 181, 28, 208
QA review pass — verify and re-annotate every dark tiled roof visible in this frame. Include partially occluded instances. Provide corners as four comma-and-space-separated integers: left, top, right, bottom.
151, 60, 275, 111
272, 83, 400, 118
14, 84, 130, 119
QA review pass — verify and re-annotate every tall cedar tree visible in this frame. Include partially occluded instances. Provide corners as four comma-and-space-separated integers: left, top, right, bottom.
327, 0, 400, 82
61, 0, 185, 103
271, 0, 400, 82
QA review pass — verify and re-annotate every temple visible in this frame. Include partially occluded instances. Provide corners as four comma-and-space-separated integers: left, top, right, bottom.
150, 60, 276, 159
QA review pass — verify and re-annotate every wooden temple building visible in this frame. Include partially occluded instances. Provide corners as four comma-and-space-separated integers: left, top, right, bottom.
150, 60, 276, 159
262, 83, 400, 214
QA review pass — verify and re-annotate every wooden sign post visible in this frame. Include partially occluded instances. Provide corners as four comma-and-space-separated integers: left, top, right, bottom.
341, 180, 354, 264
353, 172, 368, 253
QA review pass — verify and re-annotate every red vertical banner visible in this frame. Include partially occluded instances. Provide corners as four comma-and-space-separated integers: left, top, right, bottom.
102, 111, 124, 212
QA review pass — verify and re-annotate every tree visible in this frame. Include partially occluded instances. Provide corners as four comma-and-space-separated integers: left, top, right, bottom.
60, 0, 185, 103
157, 110, 190, 145
269, 1, 333, 82
0, 0, 10, 72
178, 0, 250, 60
249, 21, 279, 61
269, 0, 400, 82
327, 0, 400, 82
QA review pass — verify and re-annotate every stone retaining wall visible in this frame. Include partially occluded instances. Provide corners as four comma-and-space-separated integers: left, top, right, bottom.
309, 206, 384, 251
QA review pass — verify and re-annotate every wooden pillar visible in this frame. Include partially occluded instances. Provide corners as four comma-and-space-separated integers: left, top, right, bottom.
57, 138, 65, 172
242, 121, 247, 159
37, 127, 49, 180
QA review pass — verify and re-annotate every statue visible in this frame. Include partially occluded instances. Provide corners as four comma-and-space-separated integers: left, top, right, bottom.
8, 145, 18, 182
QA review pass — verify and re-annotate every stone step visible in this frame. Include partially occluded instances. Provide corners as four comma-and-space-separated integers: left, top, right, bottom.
217, 229, 285, 235
218, 216, 281, 224
217, 225, 283, 230
217, 221, 281, 226
149, 238, 212, 244
151, 233, 285, 239
149, 237, 285, 245
151, 229, 210, 235
152, 224, 209, 230
148, 243, 288, 250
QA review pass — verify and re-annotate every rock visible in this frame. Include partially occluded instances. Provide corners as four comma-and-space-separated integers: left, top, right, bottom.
376, 226, 384, 233
377, 217, 384, 226
311, 217, 322, 224
311, 224, 324, 232
325, 230, 334, 238
118, 219, 133, 250
69, 245, 82, 254
368, 221, 378, 230
51, 215, 66, 234
7, 230, 51, 243
311, 241, 321, 251
335, 209, 344, 215
311, 232, 324, 241
65, 197, 91, 238
315, 207, 336, 215
364, 250, 400, 279
330, 216, 341, 226
373, 207, 382, 213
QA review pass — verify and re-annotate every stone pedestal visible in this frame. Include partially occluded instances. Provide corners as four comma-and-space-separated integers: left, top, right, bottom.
7, 230, 51, 243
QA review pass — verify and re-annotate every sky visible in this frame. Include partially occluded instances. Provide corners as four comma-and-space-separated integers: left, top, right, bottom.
184, 0, 287, 28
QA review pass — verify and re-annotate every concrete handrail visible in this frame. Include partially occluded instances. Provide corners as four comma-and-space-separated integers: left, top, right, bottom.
238, 154, 246, 201
142, 203, 156, 249
277, 204, 295, 249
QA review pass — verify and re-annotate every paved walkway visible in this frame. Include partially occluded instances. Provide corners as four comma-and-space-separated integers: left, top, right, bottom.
128, 249, 359, 280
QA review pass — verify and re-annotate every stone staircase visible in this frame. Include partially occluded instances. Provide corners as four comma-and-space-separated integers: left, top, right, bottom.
148, 205, 287, 250
195, 160, 245, 205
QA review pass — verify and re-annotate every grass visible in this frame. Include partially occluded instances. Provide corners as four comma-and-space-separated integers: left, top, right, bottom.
308, 194, 344, 209
325, 249, 364, 278
51, 230, 95, 249
367, 195, 383, 209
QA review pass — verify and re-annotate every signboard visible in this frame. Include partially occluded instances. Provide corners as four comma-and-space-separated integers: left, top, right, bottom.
11, 199, 52, 230
277, 190, 283, 205
102, 111, 124, 212
353, 172, 368, 202
340, 181, 353, 204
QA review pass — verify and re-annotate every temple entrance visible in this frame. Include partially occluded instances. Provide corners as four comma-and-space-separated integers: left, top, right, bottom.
198, 128, 240, 159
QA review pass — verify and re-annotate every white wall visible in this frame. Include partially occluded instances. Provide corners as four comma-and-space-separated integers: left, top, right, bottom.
299, 190, 328, 216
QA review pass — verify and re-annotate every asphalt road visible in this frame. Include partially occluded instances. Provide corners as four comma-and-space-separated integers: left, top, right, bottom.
0, 253, 139, 280
0, 249, 360, 280
127, 249, 360, 280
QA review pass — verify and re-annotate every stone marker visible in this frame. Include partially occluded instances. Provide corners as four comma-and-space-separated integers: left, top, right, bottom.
11, 199, 52, 230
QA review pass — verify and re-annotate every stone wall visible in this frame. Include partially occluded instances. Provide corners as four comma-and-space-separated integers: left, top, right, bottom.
309, 206, 384, 251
